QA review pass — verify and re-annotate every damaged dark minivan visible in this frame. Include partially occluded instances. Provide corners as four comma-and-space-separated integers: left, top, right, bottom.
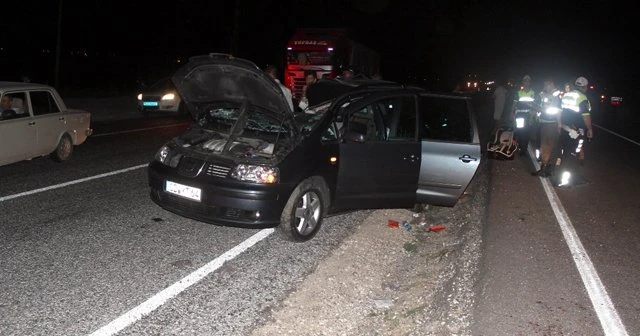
148, 53, 481, 242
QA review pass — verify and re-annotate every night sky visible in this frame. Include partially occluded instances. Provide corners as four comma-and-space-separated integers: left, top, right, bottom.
1, 0, 636, 93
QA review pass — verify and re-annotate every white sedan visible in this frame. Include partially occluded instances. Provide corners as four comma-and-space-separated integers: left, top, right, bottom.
0, 82, 93, 166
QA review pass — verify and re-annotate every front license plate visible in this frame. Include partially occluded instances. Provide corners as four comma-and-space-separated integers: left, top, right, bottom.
165, 181, 201, 202
143, 101, 159, 107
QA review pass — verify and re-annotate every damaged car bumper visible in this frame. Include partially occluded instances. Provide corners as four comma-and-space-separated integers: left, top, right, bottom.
148, 161, 292, 228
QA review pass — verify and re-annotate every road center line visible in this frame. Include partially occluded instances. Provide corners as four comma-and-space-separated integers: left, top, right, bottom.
529, 147, 629, 336
0, 164, 148, 203
88, 228, 274, 336
92, 123, 191, 137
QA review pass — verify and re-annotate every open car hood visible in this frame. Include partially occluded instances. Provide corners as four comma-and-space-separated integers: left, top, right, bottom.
172, 53, 293, 119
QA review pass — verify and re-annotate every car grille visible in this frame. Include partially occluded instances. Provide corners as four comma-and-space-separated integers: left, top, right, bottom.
158, 192, 252, 221
178, 157, 205, 177
292, 78, 306, 99
206, 163, 231, 178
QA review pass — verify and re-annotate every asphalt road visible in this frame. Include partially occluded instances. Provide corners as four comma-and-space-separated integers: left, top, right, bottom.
471, 95, 640, 335
0, 114, 371, 335
1, 95, 638, 335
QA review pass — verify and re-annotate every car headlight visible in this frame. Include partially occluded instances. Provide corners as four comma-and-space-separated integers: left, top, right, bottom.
154, 145, 181, 167
161, 93, 175, 100
230, 164, 279, 183
545, 107, 561, 115
155, 145, 171, 164
137, 93, 143, 100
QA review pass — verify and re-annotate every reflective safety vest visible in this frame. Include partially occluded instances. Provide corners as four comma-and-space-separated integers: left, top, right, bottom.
539, 90, 561, 123
561, 90, 591, 128
517, 89, 536, 102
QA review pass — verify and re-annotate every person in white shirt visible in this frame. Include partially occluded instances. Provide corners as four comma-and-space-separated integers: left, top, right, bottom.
264, 65, 294, 112
492, 78, 508, 132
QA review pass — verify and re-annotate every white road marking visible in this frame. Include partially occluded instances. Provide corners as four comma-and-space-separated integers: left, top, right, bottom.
88, 228, 274, 336
529, 146, 629, 336
593, 124, 640, 147
92, 123, 190, 137
0, 164, 148, 203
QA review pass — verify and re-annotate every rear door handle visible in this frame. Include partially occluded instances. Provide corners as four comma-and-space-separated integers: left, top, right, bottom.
458, 154, 478, 163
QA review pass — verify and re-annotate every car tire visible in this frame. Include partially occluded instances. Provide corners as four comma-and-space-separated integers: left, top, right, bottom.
51, 134, 73, 162
277, 177, 328, 242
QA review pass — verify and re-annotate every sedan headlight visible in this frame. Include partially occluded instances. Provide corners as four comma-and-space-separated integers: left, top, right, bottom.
545, 107, 561, 115
230, 164, 279, 184
137, 93, 143, 100
155, 145, 171, 164
161, 93, 176, 100
155, 145, 181, 167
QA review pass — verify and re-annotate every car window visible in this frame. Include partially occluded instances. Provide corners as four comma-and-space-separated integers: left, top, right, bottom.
0, 91, 29, 120
346, 104, 385, 141
376, 96, 416, 141
30, 91, 61, 116
419, 95, 471, 142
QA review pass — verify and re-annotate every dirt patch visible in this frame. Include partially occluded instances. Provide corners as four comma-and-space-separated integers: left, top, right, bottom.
249, 161, 489, 335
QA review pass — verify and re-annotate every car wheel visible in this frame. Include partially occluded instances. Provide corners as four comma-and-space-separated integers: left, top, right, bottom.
277, 178, 328, 242
51, 134, 73, 162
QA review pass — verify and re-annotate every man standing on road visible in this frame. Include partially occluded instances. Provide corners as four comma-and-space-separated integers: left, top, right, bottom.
513, 75, 537, 156
492, 77, 509, 133
265, 65, 295, 113
298, 70, 318, 111
533, 79, 562, 177
557, 76, 593, 185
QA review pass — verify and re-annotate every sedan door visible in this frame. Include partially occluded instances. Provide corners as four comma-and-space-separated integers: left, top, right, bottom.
0, 118, 37, 166
28, 90, 66, 156
334, 95, 421, 210
0, 92, 36, 166
416, 94, 481, 206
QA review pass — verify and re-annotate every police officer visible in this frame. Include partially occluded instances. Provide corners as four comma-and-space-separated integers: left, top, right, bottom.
513, 75, 537, 155
533, 79, 562, 177
557, 76, 593, 186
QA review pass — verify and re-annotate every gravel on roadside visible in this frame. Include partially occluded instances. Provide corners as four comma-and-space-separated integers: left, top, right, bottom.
249, 157, 490, 336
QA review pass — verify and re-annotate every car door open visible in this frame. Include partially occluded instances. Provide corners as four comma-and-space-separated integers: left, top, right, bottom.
416, 94, 481, 206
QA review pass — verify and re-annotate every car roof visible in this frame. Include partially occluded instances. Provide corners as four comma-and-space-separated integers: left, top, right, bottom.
306, 78, 423, 106
0, 81, 54, 92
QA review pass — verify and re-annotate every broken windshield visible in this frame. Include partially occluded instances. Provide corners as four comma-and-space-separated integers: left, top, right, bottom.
198, 103, 293, 142
293, 101, 331, 135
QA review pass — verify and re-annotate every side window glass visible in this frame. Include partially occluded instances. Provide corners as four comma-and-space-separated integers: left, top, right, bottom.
346, 104, 384, 141
378, 96, 416, 141
1, 91, 29, 120
30, 91, 61, 116
419, 96, 471, 142
321, 121, 339, 141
